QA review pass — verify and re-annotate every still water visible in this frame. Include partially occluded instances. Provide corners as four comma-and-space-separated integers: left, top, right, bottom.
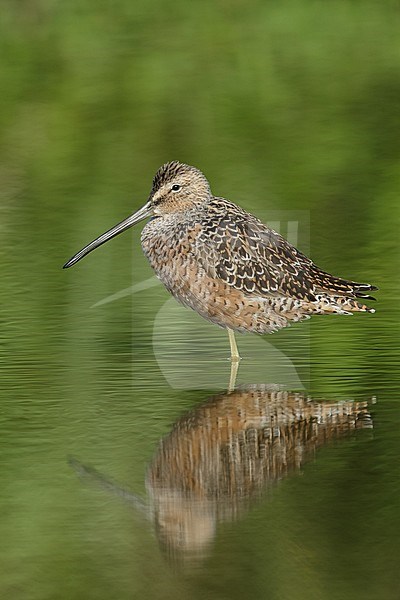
1, 2, 400, 599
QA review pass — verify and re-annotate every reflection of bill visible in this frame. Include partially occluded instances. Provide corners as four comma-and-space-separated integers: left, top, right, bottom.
70, 386, 373, 563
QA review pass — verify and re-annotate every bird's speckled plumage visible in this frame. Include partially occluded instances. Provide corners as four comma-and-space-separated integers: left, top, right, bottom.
64, 160, 377, 345
141, 161, 376, 334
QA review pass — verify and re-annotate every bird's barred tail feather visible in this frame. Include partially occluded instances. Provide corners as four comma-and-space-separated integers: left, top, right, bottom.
313, 284, 377, 314
310, 269, 377, 313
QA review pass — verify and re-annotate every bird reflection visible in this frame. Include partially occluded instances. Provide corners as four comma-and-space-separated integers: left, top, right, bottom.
147, 385, 372, 560
70, 385, 372, 562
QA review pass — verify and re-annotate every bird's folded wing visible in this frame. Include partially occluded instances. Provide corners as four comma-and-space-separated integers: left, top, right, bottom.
194, 203, 317, 301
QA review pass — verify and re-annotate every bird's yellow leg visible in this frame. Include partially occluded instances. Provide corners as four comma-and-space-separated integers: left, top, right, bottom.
227, 330, 241, 392
227, 329, 240, 362
228, 359, 239, 393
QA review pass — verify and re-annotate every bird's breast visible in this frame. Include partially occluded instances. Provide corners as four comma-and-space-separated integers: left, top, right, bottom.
141, 216, 202, 287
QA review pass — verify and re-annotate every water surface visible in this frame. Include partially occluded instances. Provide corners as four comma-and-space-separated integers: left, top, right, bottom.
1, 2, 399, 599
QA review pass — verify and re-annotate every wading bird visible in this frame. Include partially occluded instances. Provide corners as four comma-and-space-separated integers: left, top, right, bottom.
64, 161, 376, 361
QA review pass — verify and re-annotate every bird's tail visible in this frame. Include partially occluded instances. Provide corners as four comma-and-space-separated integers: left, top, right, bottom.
313, 267, 378, 312
322, 295, 376, 314
309, 268, 378, 313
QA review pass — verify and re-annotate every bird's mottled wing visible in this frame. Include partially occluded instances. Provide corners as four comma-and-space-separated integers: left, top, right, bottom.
194, 198, 317, 301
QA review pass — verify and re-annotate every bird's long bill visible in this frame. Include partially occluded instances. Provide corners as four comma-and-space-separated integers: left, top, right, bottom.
63, 201, 152, 269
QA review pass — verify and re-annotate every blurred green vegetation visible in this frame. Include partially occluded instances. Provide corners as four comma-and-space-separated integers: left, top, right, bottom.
0, 1, 399, 599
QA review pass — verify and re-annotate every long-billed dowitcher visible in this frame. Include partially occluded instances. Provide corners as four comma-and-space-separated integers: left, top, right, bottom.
64, 161, 377, 360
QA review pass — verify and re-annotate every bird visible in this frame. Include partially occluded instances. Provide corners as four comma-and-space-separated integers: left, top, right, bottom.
63, 161, 377, 361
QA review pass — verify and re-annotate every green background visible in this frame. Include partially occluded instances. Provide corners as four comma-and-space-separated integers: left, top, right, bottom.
1, 1, 399, 599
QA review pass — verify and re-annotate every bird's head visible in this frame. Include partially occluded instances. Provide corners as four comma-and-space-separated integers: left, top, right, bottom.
63, 161, 211, 269
149, 161, 211, 215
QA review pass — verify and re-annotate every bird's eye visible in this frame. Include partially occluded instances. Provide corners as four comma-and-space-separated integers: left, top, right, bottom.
171, 184, 181, 192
